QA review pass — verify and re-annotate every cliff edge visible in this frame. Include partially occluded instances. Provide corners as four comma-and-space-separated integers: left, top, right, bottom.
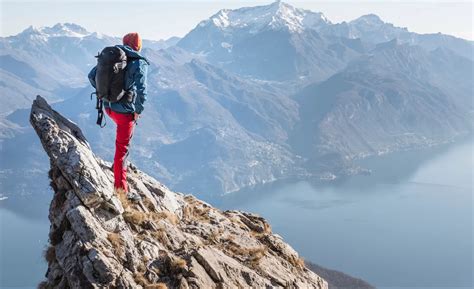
30, 95, 328, 289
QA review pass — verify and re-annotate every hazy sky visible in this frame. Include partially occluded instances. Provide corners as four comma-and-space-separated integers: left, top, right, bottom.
0, 0, 472, 41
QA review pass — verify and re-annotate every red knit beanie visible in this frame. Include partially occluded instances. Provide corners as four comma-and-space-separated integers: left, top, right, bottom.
123, 32, 142, 51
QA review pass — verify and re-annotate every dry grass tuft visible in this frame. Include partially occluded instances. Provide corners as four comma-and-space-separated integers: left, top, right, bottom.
150, 211, 178, 225
145, 283, 168, 289
142, 197, 156, 211
295, 256, 306, 269
248, 221, 272, 239
288, 255, 305, 270
183, 195, 195, 202
169, 257, 187, 272
133, 265, 168, 288
121, 198, 177, 229
247, 246, 267, 268
182, 201, 211, 223
151, 229, 170, 246
263, 222, 272, 234
133, 272, 148, 287
116, 188, 130, 209
132, 254, 168, 288
225, 242, 267, 268
107, 233, 125, 257
44, 246, 56, 264
206, 229, 220, 245
298, 257, 305, 269
123, 210, 147, 226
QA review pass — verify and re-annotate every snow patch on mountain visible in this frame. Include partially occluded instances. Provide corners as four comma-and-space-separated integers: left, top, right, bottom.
221, 42, 232, 51
212, 10, 231, 28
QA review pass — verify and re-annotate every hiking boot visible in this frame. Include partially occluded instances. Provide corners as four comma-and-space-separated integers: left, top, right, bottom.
127, 191, 142, 202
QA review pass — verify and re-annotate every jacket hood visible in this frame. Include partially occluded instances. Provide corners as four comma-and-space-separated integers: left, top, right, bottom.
116, 45, 150, 65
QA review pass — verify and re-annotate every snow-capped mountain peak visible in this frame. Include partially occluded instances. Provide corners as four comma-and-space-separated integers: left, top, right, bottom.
203, 1, 330, 33
43, 23, 90, 37
350, 14, 385, 27
19, 23, 91, 38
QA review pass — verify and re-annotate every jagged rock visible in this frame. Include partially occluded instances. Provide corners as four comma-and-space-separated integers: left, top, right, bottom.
31, 95, 328, 289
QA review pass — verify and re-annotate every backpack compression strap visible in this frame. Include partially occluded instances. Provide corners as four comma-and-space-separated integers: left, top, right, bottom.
91, 92, 106, 128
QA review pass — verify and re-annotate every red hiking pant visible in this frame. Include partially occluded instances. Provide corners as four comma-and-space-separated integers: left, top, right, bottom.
105, 108, 136, 192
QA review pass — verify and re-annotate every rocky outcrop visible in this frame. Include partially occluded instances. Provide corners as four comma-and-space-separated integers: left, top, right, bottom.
31, 95, 328, 289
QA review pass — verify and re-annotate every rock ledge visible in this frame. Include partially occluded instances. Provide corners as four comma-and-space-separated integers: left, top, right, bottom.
31, 95, 328, 289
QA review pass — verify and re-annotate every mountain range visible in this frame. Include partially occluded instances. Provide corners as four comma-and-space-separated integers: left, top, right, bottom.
0, 1, 472, 201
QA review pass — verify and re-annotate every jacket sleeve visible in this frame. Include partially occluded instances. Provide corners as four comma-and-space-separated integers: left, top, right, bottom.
88, 66, 97, 89
133, 60, 148, 114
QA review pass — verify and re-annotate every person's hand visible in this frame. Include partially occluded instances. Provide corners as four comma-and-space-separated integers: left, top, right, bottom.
134, 113, 140, 121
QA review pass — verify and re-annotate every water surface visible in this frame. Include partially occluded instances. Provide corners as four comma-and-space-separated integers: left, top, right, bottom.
0, 207, 49, 288
218, 140, 473, 288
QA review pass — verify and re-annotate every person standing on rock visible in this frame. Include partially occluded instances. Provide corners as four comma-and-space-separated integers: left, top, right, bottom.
88, 32, 149, 201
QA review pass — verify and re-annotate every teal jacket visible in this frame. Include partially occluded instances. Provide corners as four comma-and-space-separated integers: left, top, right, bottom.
88, 45, 149, 114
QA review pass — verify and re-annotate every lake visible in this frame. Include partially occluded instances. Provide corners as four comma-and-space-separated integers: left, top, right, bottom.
0, 206, 49, 288
0, 139, 472, 288
217, 139, 473, 288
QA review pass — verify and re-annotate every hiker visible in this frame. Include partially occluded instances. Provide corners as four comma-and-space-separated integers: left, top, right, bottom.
88, 32, 150, 201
